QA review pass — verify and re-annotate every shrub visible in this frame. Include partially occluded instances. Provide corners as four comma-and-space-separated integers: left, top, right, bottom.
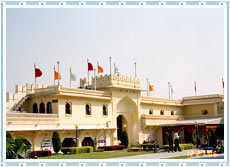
98, 145, 125, 151
52, 131, 62, 153
30, 150, 51, 158
162, 143, 195, 150
61, 146, 93, 154
121, 131, 129, 148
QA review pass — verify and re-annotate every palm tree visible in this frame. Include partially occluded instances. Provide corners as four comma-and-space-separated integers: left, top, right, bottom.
14, 137, 31, 158
6, 133, 16, 159
6, 133, 31, 159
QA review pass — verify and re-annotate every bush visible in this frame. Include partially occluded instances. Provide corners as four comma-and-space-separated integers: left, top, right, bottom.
30, 150, 51, 158
52, 131, 62, 154
61, 146, 93, 154
98, 145, 125, 151
162, 143, 195, 150
121, 131, 129, 148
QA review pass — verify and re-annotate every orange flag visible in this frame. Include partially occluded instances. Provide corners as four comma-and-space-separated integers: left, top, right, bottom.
149, 84, 154, 91
54, 70, 61, 80
98, 65, 104, 73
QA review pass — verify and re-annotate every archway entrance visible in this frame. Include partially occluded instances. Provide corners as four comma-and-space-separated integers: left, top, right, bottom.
116, 115, 128, 142
116, 96, 138, 144
82, 137, 94, 146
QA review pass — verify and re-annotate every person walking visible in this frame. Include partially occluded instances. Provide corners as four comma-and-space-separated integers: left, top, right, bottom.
173, 130, 181, 152
168, 131, 174, 153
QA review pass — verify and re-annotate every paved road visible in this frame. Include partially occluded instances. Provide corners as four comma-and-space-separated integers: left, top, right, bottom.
110, 149, 224, 159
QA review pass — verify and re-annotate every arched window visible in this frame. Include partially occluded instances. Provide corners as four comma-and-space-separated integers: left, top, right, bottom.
103, 105, 108, 116
149, 109, 153, 115
86, 104, 91, 115
160, 110, 164, 115
47, 102, 52, 114
65, 103, 71, 114
33, 103, 38, 113
171, 110, 174, 115
39, 102, 45, 113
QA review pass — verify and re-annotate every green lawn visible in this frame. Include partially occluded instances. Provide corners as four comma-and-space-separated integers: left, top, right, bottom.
39, 151, 153, 159
165, 153, 207, 159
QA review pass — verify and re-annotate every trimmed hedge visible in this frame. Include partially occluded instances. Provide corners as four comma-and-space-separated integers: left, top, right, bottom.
162, 143, 195, 150
61, 146, 93, 154
30, 150, 51, 158
98, 145, 125, 151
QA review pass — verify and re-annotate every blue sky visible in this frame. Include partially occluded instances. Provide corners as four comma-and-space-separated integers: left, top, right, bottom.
6, 8, 224, 99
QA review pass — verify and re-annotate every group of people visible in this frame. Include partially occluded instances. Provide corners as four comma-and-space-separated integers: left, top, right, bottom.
168, 130, 181, 153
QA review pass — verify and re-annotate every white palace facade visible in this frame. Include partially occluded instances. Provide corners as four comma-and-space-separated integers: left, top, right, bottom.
6, 74, 224, 151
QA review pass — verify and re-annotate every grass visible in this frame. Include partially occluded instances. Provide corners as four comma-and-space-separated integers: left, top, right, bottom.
164, 156, 189, 159
165, 153, 213, 159
39, 150, 153, 159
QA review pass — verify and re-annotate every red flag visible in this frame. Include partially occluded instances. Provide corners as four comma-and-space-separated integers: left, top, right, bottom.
35, 68, 42, 78
88, 62, 93, 71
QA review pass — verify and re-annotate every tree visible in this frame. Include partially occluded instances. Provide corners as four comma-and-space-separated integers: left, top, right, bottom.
6, 132, 16, 159
6, 133, 31, 159
121, 131, 129, 148
52, 131, 62, 153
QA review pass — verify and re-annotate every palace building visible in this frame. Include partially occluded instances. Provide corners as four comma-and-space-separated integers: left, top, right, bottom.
6, 74, 224, 151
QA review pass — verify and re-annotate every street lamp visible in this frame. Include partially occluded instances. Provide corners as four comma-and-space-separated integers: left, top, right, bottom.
75, 124, 79, 147
194, 121, 198, 148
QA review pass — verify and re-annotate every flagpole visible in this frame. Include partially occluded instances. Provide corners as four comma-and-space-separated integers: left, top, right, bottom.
134, 62, 137, 78
94, 69, 96, 90
57, 61, 60, 86
171, 84, 173, 99
222, 77, 224, 95
87, 59, 89, 87
70, 67, 71, 87
114, 62, 115, 74
147, 78, 149, 96
34, 63, 36, 88
148, 81, 151, 96
109, 57, 112, 75
97, 62, 99, 75
168, 82, 171, 99
54, 66, 55, 85
194, 81, 197, 96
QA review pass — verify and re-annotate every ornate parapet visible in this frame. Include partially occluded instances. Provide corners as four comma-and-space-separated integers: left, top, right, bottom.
81, 74, 140, 90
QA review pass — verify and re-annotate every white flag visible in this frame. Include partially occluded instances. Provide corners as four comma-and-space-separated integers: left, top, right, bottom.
114, 66, 119, 74
70, 70, 76, 81
171, 85, 174, 94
